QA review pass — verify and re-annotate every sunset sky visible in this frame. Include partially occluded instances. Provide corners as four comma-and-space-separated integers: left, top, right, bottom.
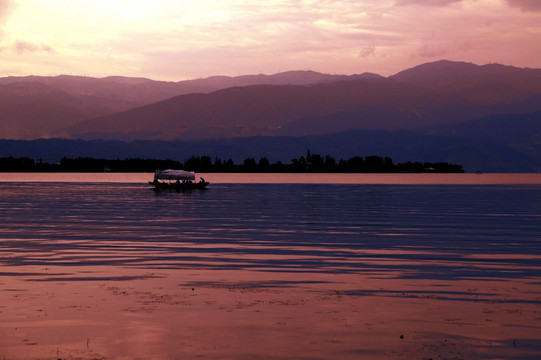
0, 0, 539, 80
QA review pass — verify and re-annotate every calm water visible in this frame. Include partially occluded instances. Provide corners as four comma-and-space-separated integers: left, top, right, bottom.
1, 173, 541, 359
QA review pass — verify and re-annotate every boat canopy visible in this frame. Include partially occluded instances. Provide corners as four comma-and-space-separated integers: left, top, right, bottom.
154, 169, 196, 181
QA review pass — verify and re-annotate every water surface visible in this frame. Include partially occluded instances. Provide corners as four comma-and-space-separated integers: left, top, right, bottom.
1, 173, 540, 359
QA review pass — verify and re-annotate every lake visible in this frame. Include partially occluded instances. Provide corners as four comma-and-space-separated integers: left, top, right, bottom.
1, 173, 540, 359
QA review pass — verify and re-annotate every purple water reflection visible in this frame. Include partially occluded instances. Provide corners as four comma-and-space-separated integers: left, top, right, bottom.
1, 176, 540, 359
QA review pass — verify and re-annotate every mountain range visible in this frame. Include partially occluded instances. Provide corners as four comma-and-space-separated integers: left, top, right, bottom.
1, 60, 541, 172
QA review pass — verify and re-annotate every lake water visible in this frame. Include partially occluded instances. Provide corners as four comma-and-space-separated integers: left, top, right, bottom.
1, 173, 540, 359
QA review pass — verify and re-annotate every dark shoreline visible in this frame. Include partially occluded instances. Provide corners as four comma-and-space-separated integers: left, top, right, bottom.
0, 154, 464, 173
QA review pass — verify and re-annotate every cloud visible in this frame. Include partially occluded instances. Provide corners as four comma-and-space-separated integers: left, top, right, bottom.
359, 45, 376, 58
0, 0, 14, 39
418, 43, 449, 58
394, 0, 462, 7
13, 40, 53, 55
505, 0, 541, 12
1, 1, 540, 80
0, 0, 14, 20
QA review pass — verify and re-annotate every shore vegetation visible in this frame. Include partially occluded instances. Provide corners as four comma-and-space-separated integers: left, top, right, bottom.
0, 153, 464, 173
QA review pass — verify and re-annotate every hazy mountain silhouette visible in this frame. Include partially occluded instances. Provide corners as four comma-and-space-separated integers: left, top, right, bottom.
0, 71, 369, 105
0, 71, 372, 140
59, 60, 541, 141
428, 110, 541, 143
391, 60, 541, 91
2, 60, 541, 171
0, 82, 124, 139
61, 78, 438, 140
1, 130, 536, 172
426, 110, 541, 167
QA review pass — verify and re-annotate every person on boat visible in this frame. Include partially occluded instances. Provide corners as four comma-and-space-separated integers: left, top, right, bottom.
199, 177, 205, 184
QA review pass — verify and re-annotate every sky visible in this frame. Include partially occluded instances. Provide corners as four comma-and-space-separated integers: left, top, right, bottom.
0, 0, 539, 81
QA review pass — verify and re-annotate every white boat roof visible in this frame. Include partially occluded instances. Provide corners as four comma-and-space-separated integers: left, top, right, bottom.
155, 169, 196, 181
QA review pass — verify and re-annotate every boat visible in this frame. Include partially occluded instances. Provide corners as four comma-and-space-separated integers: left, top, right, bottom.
149, 169, 209, 190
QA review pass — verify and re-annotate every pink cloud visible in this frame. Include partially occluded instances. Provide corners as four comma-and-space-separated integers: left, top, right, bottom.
0, 0, 14, 23
0, 0, 12, 15
418, 43, 449, 58
0, 0, 14, 39
505, 0, 541, 12
394, 0, 462, 7
14, 40, 53, 55
359, 45, 376, 58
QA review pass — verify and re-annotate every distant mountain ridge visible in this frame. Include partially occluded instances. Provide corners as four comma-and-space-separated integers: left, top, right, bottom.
0, 70, 372, 109
1, 60, 541, 172
2, 60, 540, 141
0, 70, 375, 140
1, 129, 538, 172
62, 78, 435, 140
60, 60, 541, 141
390, 60, 541, 90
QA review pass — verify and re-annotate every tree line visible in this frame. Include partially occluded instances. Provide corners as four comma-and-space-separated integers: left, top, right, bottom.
0, 152, 464, 173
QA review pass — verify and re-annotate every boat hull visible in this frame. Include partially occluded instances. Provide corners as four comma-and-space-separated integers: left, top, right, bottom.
149, 181, 209, 191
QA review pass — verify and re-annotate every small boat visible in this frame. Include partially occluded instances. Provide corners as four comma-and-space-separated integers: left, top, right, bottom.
149, 169, 209, 190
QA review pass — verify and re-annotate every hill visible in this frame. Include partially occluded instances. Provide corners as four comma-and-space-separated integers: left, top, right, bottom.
0, 82, 123, 139
426, 110, 541, 168
59, 60, 541, 141
0, 71, 365, 140
60, 78, 434, 140
2, 60, 541, 172
3, 60, 541, 142
1, 130, 537, 172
